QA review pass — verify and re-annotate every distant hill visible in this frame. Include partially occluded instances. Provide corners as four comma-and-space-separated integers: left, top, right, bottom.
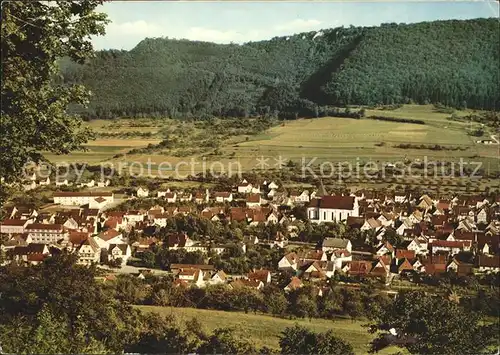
61, 18, 499, 119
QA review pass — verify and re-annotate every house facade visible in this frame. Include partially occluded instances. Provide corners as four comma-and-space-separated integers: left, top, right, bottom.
53, 191, 114, 207
307, 196, 359, 223
108, 244, 132, 265
26, 223, 68, 244
76, 237, 100, 265
214, 192, 233, 203
0, 219, 31, 234
137, 187, 149, 197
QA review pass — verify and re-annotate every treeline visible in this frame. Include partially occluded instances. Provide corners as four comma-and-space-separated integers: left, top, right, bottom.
1, 254, 498, 354
116, 266, 500, 320
0, 254, 356, 354
123, 116, 274, 155
451, 111, 500, 129
394, 143, 468, 151
60, 18, 499, 120
131, 245, 283, 275
96, 131, 155, 138
120, 212, 354, 247
369, 115, 425, 124
112, 272, 392, 321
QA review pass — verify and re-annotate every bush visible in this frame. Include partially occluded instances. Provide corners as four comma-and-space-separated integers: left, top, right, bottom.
369, 115, 425, 124
108, 257, 123, 268
468, 128, 484, 137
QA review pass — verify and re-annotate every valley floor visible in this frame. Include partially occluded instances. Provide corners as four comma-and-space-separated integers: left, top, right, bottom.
45, 105, 499, 176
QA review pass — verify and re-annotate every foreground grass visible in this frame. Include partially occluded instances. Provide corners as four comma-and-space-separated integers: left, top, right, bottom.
137, 306, 406, 354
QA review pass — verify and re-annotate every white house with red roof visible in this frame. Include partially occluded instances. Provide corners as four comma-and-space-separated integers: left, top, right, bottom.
290, 190, 310, 203
0, 219, 31, 234
95, 228, 125, 249
278, 252, 299, 271
477, 255, 500, 273
124, 210, 146, 224
9, 243, 51, 265
177, 268, 205, 287
97, 179, 110, 188
89, 196, 111, 210
108, 244, 132, 265
237, 181, 253, 194
246, 193, 263, 207
321, 238, 352, 253
76, 237, 101, 265
53, 191, 114, 207
284, 276, 303, 292
330, 249, 352, 270
407, 237, 428, 255
209, 270, 228, 285
248, 269, 272, 284
26, 223, 68, 244
307, 195, 359, 223
430, 240, 471, 254
376, 241, 395, 257
214, 192, 233, 203
136, 187, 149, 198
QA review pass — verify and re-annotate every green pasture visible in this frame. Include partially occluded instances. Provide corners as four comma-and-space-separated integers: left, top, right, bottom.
137, 305, 407, 354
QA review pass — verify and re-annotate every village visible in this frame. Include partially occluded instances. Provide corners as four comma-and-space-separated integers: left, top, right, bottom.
1, 171, 499, 296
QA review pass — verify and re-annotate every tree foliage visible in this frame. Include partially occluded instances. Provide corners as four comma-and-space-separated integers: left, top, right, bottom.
198, 327, 256, 354
0, 254, 141, 353
61, 19, 498, 121
279, 325, 354, 355
0, 0, 107, 186
369, 290, 499, 354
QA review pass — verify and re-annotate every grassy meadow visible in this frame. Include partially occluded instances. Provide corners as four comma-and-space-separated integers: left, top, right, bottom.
227, 105, 497, 166
44, 105, 499, 186
137, 306, 407, 354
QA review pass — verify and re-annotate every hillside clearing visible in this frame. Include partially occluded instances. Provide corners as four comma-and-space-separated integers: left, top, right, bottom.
137, 305, 408, 354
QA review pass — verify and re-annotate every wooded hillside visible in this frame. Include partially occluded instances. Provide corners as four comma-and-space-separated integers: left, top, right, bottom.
61, 18, 499, 119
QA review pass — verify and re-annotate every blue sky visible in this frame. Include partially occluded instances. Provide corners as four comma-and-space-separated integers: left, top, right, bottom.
92, 1, 500, 50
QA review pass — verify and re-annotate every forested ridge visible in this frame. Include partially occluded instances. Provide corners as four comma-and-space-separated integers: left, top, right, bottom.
61, 18, 499, 119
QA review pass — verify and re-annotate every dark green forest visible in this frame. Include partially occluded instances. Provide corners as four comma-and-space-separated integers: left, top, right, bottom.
61, 18, 499, 119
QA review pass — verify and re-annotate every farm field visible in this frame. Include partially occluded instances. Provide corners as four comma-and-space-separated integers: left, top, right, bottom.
137, 305, 407, 354
44, 105, 499, 177
227, 105, 497, 167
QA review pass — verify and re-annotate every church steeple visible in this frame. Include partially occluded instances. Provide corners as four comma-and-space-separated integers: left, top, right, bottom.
317, 178, 328, 197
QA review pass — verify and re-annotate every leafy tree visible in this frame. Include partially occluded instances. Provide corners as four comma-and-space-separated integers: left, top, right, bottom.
1, 1, 108, 189
279, 325, 317, 354
279, 325, 354, 355
139, 250, 157, 268
197, 327, 256, 354
0, 305, 108, 354
369, 290, 499, 354
263, 285, 288, 316
383, 228, 404, 248
125, 312, 192, 354
107, 257, 123, 268
0, 253, 141, 353
151, 288, 172, 306
291, 206, 308, 221
315, 331, 355, 355
342, 288, 365, 320
112, 274, 150, 304
232, 287, 263, 314
293, 294, 318, 319
318, 289, 344, 318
